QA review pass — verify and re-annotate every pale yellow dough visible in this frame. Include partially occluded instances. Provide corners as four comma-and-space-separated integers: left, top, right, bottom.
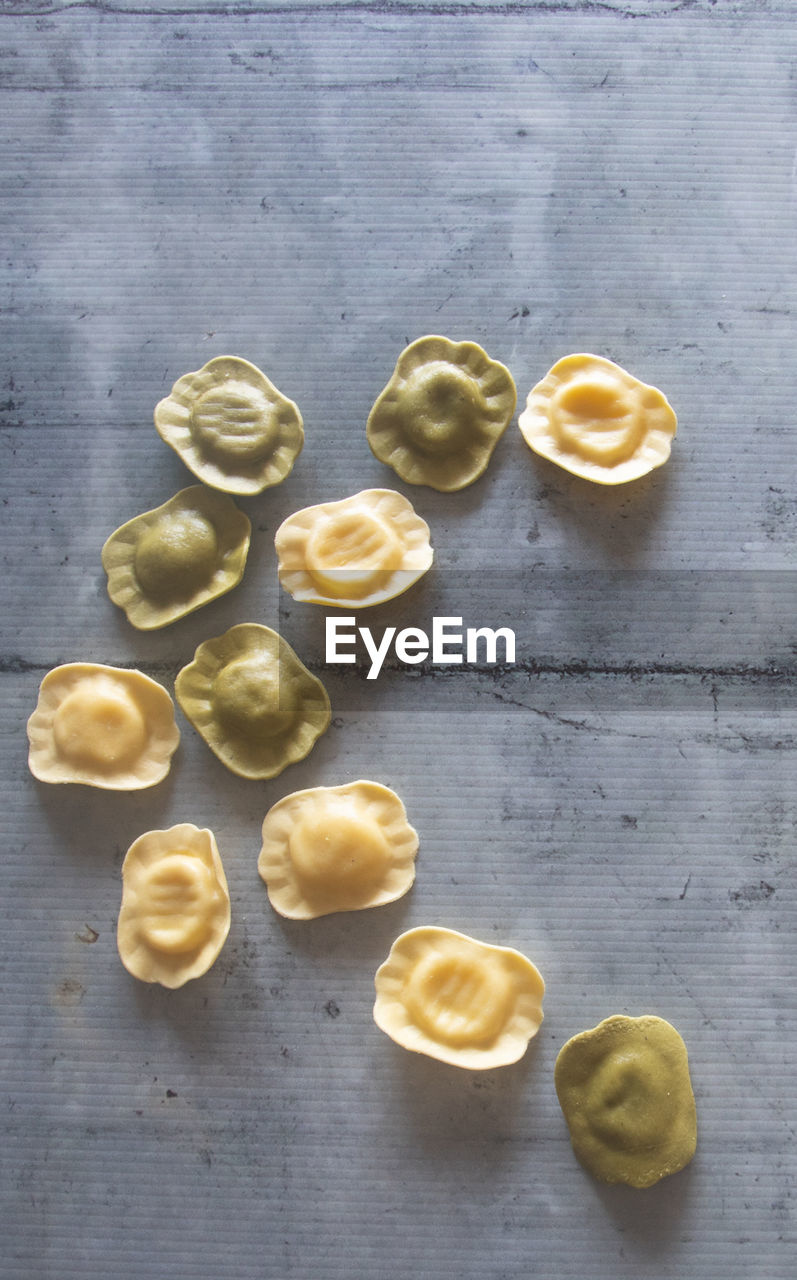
258, 780, 419, 919
518, 353, 677, 484
27, 663, 179, 789
117, 824, 231, 987
154, 355, 304, 495
275, 489, 433, 608
373, 926, 545, 1069
554, 1014, 697, 1188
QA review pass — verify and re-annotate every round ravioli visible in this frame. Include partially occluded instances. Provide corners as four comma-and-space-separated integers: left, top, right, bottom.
154, 355, 304, 494
175, 622, 331, 779
373, 926, 545, 1070
258, 780, 419, 919
27, 663, 179, 789
101, 485, 251, 630
367, 335, 517, 491
117, 824, 231, 988
275, 489, 433, 608
554, 1014, 697, 1188
518, 353, 677, 484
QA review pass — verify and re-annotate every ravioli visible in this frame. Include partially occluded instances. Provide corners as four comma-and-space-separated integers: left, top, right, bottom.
175, 622, 331, 779
518, 353, 677, 484
101, 485, 251, 630
258, 780, 418, 919
367, 335, 517, 491
27, 663, 179, 789
275, 489, 433, 608
554, 1014, 697, 1187
117, 824, 231, 988
373, 926, 545, 1069
154, 355, 304, 494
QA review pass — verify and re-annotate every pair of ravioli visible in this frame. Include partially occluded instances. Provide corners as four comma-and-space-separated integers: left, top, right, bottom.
257, 783, 544, 1071
365, 340, 677, 490
272, 338, 506, 613
104, 352, 303, 630
121, 778, 409, 989
122, 780, 417, 989
372, 941, 697, 1187
26, 624, 331, 788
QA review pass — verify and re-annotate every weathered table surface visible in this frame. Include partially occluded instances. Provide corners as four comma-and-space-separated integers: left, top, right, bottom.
3, 2, 796, 1277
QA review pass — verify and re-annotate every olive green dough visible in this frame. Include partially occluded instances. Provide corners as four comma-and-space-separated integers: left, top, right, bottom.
367, 335, 516, 491
101, 485, 251, 629
175, 623, 330, 779
555, 1014, 697, 1188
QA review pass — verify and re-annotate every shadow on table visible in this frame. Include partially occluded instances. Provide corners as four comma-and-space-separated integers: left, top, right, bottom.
589, 1161, 695, 1247
383, 1031, 543, 1167
529, 451, 675, 567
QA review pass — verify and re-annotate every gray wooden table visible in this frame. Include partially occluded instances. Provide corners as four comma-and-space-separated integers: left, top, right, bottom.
3, 2, 796, 1277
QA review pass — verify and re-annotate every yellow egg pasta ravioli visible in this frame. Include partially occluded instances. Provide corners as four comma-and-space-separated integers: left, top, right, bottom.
373, 926, 545, 1069
366, 335, 517, 491
154, 355, 304, 495
27, 663, 179, 789
117, 824, 231, 988
175, 623, 330, 779
275, 488, 433, 608
518, 353, 677, 484
554, 1014, 697, 1188
258, 780, 419, 919
101, 485, 251, 630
